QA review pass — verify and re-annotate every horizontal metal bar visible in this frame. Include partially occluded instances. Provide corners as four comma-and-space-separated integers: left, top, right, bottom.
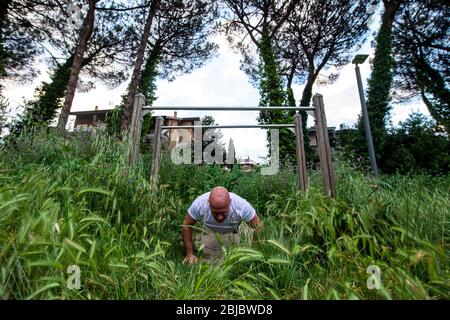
144, 106, 314, 111
161, 124, 295, 129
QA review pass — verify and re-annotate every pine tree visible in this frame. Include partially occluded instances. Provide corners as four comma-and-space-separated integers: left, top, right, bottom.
393, 0, 449, 133
0, 0, 51, 88
58, 0, 99, 129
121, 0, 159, 133
361, 0, 403, 160
224, 0, 297, 165
109, 0, 218, 138
11, 0, 137, 134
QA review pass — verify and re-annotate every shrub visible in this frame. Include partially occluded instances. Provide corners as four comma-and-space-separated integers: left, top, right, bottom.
0, 130, 448, 299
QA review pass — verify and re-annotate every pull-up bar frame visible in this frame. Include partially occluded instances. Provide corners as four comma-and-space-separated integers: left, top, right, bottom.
127, 93, 336, 198
161, 124, 295, 129
144, 106, 315, 111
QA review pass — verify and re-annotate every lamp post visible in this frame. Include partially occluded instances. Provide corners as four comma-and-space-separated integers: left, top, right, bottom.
352, 54, 379, 178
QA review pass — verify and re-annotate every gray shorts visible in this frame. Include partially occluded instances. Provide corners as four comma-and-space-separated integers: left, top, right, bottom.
194, 232, 240, 262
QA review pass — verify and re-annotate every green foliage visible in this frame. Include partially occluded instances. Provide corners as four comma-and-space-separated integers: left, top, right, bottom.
0, 40, 6, 80
381, 113, 450, 175
392, 1, 449, 133
105, 94, 150, 139
138, 45, 160, 107
106, 45, 161, 139
200, 115, 225, 162
362, 7, 397, 161
105, 101, 125, 138
413, 58, 450, 133
2, 127, 98, 167
0, 130, 448, 299
257, 30, 296, 166
226, 138, 237, 168
258, 30, 285, 109
286, 87, 295, 109
9, 57, 73, 136
337, 113, 450, 175
0, 0, 43, 82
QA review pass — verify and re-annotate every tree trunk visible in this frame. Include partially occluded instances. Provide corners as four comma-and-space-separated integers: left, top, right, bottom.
361, 0, 402, 159
137, 43, 161, 106
258, 28, 297, 164
57, 0, 97, 130
32, 55, 74, 125
299, 74, 315, 107
299, 70, 317, 161
415, 55, 450, 133
382, 0, 402, 29
137, 43, 161, 137
258, 28, 285, 108
121, 0, 159, 133
28, 49, 100, 128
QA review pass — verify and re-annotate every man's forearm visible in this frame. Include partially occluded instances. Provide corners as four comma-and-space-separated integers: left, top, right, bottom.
252, 223, 264, 243
182, 227, 194, 256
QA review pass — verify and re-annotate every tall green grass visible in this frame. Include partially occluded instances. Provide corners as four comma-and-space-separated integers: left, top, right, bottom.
0, 130, 448, 299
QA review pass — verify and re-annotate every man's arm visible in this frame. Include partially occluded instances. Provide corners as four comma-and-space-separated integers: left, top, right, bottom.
248, 213, 264, 242
182, 214, 198, 264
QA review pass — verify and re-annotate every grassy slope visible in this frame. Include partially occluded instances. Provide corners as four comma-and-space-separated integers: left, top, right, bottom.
0, 130, 448, 299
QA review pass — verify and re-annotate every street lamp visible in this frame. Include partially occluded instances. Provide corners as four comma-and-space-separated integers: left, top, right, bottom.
352, 54, 379, 178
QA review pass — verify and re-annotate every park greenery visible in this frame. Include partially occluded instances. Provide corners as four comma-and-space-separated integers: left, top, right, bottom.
0, 130, 448, 299
0, 0, 448, 300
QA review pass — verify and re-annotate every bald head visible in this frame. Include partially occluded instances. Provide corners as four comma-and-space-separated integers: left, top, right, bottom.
208, 187, 231, 223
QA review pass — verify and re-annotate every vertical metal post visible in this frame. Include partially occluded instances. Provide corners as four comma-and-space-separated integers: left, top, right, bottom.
128, 93, 145, 167
313, 94, 336, 198
151, 116, 163, 190
294, 112, 307, 192
355, 64, 379, 178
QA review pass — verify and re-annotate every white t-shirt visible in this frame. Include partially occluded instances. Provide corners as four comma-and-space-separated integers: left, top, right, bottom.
188, 192, 256, 234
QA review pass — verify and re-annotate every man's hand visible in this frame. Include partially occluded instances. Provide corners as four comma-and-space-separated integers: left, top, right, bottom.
249, 213, 264, 243
183, 254, 199, 265
182, 214, 198, 265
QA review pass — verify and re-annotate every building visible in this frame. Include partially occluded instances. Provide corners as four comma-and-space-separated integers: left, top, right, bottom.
69, 109, 200, 150
70, 107, 109, 131
69, 108, 335, 159
239, 156, 258, 172
150, 112, 200, 151
307, 127, 336, 153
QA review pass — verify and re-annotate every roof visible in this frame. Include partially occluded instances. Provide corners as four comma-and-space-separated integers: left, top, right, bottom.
69, 110, 112, 116
163, 116, 201, 122
239, 158, 257, 165
69, 109, 200, 122
307, 127, 336, 132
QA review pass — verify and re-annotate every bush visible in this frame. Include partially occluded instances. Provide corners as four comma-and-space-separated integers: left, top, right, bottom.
0, 130, 448, 299
381, 113, 450, 175
336, 113, 450, 175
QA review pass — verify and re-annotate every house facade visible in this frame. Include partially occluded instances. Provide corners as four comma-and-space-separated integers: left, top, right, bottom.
69, 108, 335, 162
69, 109, 200, 151
307, 127, 336, 153
239, 156, 257, 172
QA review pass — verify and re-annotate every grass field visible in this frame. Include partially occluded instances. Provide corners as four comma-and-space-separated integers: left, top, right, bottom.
0, 130, 448, 299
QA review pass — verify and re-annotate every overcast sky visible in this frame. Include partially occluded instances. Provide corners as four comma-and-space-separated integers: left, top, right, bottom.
3, 27, 429, 162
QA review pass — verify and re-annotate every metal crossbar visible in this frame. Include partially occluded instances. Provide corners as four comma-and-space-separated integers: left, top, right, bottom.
161, 124, 295, 129
144, 106, 314, 111
127, 93, 335, 198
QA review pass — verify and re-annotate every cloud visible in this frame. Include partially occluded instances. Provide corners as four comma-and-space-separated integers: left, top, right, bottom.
2, 31, 430, 161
